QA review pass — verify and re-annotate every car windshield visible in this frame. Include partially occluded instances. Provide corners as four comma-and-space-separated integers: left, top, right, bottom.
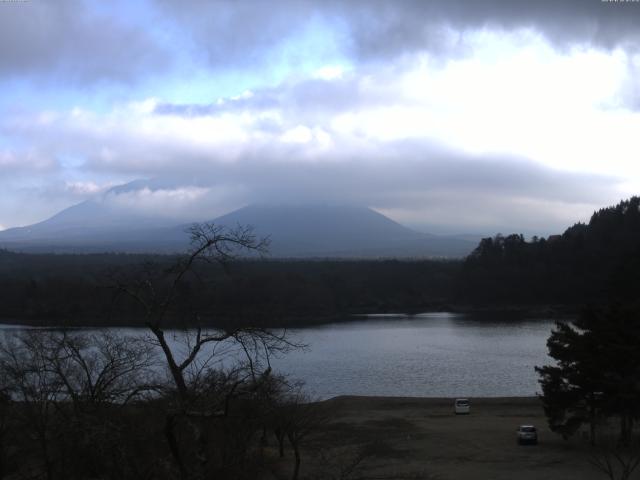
520, 427, 536, 432
456, 400, 469, 406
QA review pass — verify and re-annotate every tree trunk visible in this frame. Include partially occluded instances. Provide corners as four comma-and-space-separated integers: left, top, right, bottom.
164, 414, 188, 480
619, 414, 633, 447
275, 428, 285, 458
288, 432, 300, 480
191, 417, 209, 480
0, 434, 5, 480
38, 430, 54, 480
150, 327, 189, 399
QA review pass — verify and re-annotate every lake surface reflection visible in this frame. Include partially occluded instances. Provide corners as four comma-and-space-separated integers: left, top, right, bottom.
0, 312, 557, 399
271, 312, 556, 399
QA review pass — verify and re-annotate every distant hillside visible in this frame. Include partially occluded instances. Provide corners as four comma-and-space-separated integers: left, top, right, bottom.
0, 200, 172, 241
0, 200, 181, 253
456, 196, 640, 306
0, 202, 476, 258
199, 204, 475, 258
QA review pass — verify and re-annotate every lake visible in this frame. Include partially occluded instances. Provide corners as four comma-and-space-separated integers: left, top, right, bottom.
0, 312, 558, 399
271, 312, 556, 399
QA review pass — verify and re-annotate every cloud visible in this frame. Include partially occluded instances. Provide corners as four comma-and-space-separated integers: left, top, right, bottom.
0, 0, 167, 84
335, 0, 640, 59
1, 11, 638, 233
4, 82, 625, 233
155, 0, 640, 72
145, 38, 639, 183
153, 71, 395, 121
58, 148, 622, 235
101, 185, 225, 220
154, 0, 325, 68
0, 149, 58, 173
3, 0, 639, 90
64, 181, 114, 196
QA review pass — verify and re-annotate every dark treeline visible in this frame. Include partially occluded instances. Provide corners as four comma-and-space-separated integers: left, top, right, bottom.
2, 196, 640, 327
457, 196, 640, 308
0, 251, 460, 327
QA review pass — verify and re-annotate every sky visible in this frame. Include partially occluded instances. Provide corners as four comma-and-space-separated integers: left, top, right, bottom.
1, 0, 640, 235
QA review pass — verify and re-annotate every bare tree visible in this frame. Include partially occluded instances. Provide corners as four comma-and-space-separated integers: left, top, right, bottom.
112, 223, 302, 479
590, 436, 640, 480
269, 386, 328, 480
42, 330, 158, 407
0, 330, 67, 480
0, 380, 9, 479
0, 329, 158, 480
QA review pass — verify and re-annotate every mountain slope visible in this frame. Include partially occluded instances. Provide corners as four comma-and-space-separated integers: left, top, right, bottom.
0, 202, 476, 257
202, 204, 475, 257
0, 200, 181, 252
0, 201, 171, 240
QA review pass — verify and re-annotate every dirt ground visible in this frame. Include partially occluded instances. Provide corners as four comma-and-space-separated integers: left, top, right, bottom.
271, 396, 609, 480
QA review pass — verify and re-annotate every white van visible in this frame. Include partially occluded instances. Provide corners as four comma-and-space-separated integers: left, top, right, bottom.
454, 398, 470, 414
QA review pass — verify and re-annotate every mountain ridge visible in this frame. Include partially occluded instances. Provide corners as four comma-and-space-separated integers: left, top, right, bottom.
0, 202, 477, 258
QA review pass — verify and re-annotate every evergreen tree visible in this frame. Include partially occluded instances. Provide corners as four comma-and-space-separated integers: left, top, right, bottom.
536, 305, 640, 445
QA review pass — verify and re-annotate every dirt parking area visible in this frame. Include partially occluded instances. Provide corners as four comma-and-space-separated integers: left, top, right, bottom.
283, 396, 605, 480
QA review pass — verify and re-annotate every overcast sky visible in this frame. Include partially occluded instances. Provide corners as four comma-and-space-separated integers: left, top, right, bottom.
1, 0, 640, 235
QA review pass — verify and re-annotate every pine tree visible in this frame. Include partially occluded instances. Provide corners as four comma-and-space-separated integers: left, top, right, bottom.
536, 305, 640, 445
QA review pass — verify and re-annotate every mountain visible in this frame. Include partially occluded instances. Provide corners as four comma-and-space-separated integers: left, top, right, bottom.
199, 204, 476, 257
0, 200, 181, 253
0, 200, 168, 240
0, 202, 476, 258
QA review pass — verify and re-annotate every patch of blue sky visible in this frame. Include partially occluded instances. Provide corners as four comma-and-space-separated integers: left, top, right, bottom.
0, 3, 353, 119
0, 77, 127, 116
57, 154, 85, 170
90, 0, 153, 22
265, 13, 352, 80
147, 12, 353, 106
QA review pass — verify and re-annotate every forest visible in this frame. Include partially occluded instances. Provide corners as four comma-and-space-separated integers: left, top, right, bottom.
0, 251, 460, 327
1, 197, 640, 327
458, 196, 640, 308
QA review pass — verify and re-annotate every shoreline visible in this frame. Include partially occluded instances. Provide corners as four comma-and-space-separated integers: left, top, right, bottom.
325, 394, 540, 402
0, 304, 577, 329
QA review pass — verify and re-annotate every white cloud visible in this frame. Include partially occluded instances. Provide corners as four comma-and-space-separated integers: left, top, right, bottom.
101, 185, 244, 221
1, 27, 637, 232
21, 33, 633, 178
64, 181, 114, 196
280, 125, 313, 144
0, 149, 57, 172
313, 65, 346, 80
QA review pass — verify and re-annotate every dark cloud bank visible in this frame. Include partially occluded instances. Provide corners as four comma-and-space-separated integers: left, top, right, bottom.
159, 0, 640, 66
0, 0, 166, 84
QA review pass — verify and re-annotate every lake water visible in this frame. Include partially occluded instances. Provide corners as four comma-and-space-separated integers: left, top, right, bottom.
271, 313, 556, 399
0, 312, 557, 399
